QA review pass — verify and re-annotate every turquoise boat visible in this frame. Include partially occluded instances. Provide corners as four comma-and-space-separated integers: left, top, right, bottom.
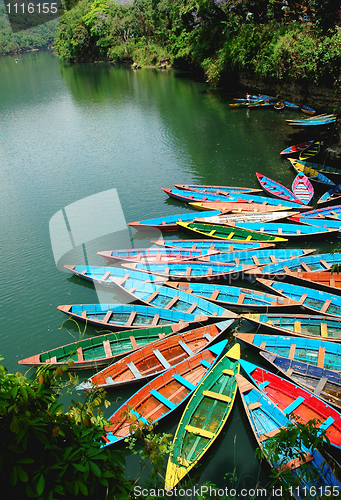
199, 248, 315, 266
247, 252, 341, 276
235, 332, 341, 371
152, 239, 276, 252
224, 221, 338, 239
128, 210, 223, 231
300, 205, 341, 219
289, 216, 341, 230
65, 265, 238, 319
256, 172, 303, 205
317, 183, 341, 206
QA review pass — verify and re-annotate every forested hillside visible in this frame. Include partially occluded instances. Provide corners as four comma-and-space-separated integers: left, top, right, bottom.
0, 3, 57, 55
54, 0, 341, 87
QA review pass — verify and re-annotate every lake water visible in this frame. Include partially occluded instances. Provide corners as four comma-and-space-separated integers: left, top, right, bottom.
1, 49, 340, 495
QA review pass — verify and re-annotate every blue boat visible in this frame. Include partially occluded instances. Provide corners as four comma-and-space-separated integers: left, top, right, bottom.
288, 158, 341, 184
256, 172, 303, 205
247, 252, 341, 276
288, 159, 335, 188
64, 265, 238, 319
163, 188, 313, 210
317, 183, 341, 206
256, 278, 341, 317
173, 184, 262, 195
236, 374, 341, 499
300, 205, 341, 219
200, 248, 315, 266
122, 260, 257, 281
300, 104, 315, 115
103, 340, 228, 446
128, 210, 223, 231
289, 117, 337, 127
235, 332, 341, 370
241, 313, 341, 342
166, 281, 300, 311
224, 221, 338, 239
152, 239, 276, 252
283, 100, 299, 110
57, 303, 210, 331
261, 351, 341, 411
289, 216, 341, 231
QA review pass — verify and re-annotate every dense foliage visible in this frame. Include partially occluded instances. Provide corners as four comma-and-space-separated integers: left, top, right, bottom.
54, 0, 341, 86
0, 3, 57, 55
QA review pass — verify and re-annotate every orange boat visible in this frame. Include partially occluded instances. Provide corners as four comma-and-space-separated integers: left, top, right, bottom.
283, 270, 341, 296
189, 201, 299, 212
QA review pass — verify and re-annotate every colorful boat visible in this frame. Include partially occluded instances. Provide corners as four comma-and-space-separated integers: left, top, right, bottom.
166, 281, 300, 311
96, 247, 220, 263
176, 221, 287, 242
280, 140, 314, 155
288, 158, 341, 184
162, 188, 238, 204
240, 314, 341, 342
17, 323, 188, 370
151, 239, 276, 252
235, 332, 341, 368
288, 215, 341, 231
300, 205, 341, 220
299, 141, 320, 161
236, 373, 341, 500
122, 260, 257, 282
300, 104, 315, 115
57, 304, 208, 331
256, 172, 304, 205
256, 279, 341, 317
189, 201, 299, 212
173, 184, 262, 195
289, 117, 336, 127
127, 210, 223, 231
278, 271, 341, 296
64, 265, 238, 319
165, 344, 240, 490
273, 101, 285, 111
102, 339, 227, 446
317, 183, 341, 206
261, 351, 341, 411
289, 160, 335, 187
292, 172, 314, 205
198, 247, 315, 266
283, 100, 300, 110
194, 211, 298, 226
246, 252, 341, 276
77, 321, 234, 390
240, 359, 341, 450
220, 221, 337, 239
248, 101, 273, 108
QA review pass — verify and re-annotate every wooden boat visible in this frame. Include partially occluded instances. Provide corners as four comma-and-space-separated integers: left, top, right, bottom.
288, 158, 341, 184
240, 359, 341, 450
289, 160, 335, 188
97, 247, 220, 263
162, 188, 240, 204
299, 141, 320, 161
248, 101, 273, 108
256, 278, 341, 317
240, 314, 341, 343
246, 252, 341, 276
292, 172, 314, 205
122, 260, 257, 282
77, 321, 234, 390
273, 101, 285, 111
102, 339, 228, 446
317, 183, 341, 206
176, 221, 288, 242
300, 104, 315, 115
166, 281, 301, 311
261, 351, 341, 411
256, 172, 303, 205
173, 184, 262, 195
57, 303, 209, 331
151, 238, 276, 252
234, 95, 275, 101
198, 247, 315, 266
283, 100, 300, 110
236, 374, 341, 499
280, 140, 314, 155
194, 211, 298, 226
288, 114, 334, 123
189, 201, 299, 212
17, 324, 188, 370
64, 265, 238, 319
279, 271, 341, 296
165, 344, 240, 490
288, 215, 341, 231
235, 332, 341, 367
300, 205, 341, 220
289, 117, 336, 127
127, 210, 223, 231
221, 221, 337, 240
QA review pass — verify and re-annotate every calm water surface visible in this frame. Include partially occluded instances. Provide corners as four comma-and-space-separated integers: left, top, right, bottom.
1, 50, 340, 493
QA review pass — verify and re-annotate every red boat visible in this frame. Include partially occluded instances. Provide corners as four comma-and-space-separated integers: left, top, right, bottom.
280, 140, 314, 155
292, 171, 314, 205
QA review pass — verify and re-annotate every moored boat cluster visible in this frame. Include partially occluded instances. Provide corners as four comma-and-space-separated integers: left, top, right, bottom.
20, 180, 341, 493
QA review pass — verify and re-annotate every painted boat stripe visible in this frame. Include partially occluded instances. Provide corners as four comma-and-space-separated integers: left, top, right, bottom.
172, 374, 196, 390
179, 340, 195, 357
319, 416, 335, 431
130, 409, 148, 423
259, 381, 270, 389
201, 359, 211, 369
150, 389, 176, 409
185, 424, 214, 439
283, 396, 305, 414
153, 349, 172, 369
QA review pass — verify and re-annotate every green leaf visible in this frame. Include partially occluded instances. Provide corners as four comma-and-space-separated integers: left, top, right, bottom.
17, 465, 29, 482
36, 474, 45, 496
73, 463, 87, 472
77, 480, 88, 496
89, 461, 101, 477
17, 457, 35, 464
10, 466, 18, 486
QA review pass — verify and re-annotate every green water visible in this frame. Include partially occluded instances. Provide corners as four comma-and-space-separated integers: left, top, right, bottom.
1, 50, 340, 493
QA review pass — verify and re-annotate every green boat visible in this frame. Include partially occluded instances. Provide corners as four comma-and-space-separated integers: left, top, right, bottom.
165, 344, 240, 490
18, 323, 187, 370
176, 221, 287, 243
